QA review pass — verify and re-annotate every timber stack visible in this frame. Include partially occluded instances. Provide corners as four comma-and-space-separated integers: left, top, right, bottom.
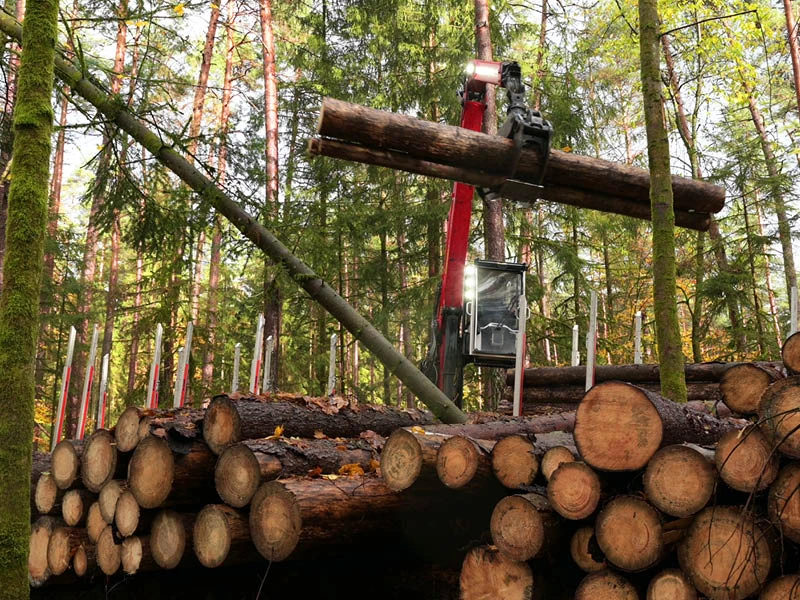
28, 337, 800, 598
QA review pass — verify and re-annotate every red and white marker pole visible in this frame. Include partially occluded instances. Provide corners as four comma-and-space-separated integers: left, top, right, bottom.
76, 324, 99, 439
231, 343, 241, 393
146, 323, 163, 409
571, 324, 580, 366
249, 314, 265, 395
585, 291, 598, 392
512, 294, 528, 417
326, 333, 338, 396
173, 321, 193, 408
96, 353, 110, 430
51, 326, 77, 451
262, 335, 274, 393
634, 311, 643, 365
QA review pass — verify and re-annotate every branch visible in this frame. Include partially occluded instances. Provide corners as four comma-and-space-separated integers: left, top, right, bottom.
660, 9, 757, 39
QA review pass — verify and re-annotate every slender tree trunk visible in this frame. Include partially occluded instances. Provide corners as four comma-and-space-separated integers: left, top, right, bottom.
0, 0, 57, 591
784, 0, 800, 116
742, 192, 767, 356
755, 195, 783, 352
639, 0, 687, 402
201, 0, 235, 395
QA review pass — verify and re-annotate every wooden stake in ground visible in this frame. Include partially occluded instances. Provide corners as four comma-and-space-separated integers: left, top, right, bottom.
719, 363, 783, 415
570, 527, 605, 573
595, 496, 663, 572
574, 570, 638, 600
643, 444, 715, 517
546, 461, 601, 520
574, 381, 739, 471
459, 545, 534, 600
646, 569, 697, 600
715, 427, 778, 492
490, 492, 551, 561
490, 435, 538, 489
678, 506, 772, 600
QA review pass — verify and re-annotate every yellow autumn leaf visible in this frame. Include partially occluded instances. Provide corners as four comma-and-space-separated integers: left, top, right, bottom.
410, 426, 426, 435
313, 430, 326, 439
136, 20, 147, 26
211, 2, 219, 7
321, 474, 339, 481
338, 463, 365, 477
561, 146, 572, 153
173, 3, 185, 16
369, 459, 380, 472
274, 424, 284, 437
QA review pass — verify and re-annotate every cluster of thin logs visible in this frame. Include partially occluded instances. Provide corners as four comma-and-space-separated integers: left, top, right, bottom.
28, 392, 578, 589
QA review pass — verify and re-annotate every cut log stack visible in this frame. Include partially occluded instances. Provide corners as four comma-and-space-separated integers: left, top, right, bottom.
29, 350, 800, 598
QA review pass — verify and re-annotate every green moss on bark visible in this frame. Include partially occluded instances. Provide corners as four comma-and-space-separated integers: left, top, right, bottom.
0, 0, 58, 596
638, 0, 687, 403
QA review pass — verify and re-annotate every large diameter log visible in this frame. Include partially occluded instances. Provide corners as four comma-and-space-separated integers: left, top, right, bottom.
715, 427, 779, 492
647, 569, 697, 600
643, 444, 716, 517
768, 462, 800, 543
574, 381, 742, 471
490, 491, 554, 562
128, 436, 217, 508
51, 439, 83, 490
719, 363, 783, 415
678, 506, 773, 600
98, 479, 126, 524
511, 361, 783, 387
29, 516, 60, 587
150, 509, 195, 569
203, 395, 433, 455
81, 428, 127, 492
61, 488, 94, 526
96, 525, 121, 576
47, 526, 89, 576
546, 461, 601, 520
570, 527, 606, 573
316, 98, 725, 213
491, 435, 538, 489
760, 574, 800, 599
459, 545, 534, 600
759, 377, 800, 457
380, 429, 449, 492
86, 501, 105, 543
193, 504, 254, 568
309, 138, 711, 231
421, 411, 575, 438
574, 570, 638, 600
595, 496, 663, 572
782, 331, 800, 374
215, 437, 381, 508
34, 472, 64, 515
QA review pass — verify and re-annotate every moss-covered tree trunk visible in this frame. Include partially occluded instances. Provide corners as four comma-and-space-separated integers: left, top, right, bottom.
638, 0, 687, 402
0, 0, 58, 595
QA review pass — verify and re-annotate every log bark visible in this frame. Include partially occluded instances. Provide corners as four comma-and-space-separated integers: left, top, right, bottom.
574, 570, 638, 600
715, 426, 779, 493
768, 462, 800, 543
98, 479, 126, 524
678, 506, 773, 600
61, 488, 94, 526
380, 429, 449, 492
760, 574, 800, 600
214, 436, 381, 508
546, 461, 601, 520
458, 545, 534, 600
315, 98, 725, 214
193, 504, 254, 568
519, 381, 721, 404
115, 405, 206, 452
719, 363, 783, 415
421, 411, 575, 438
595, 496, 663, 572
86, 501, 105, 544
646, 569, 697, 600
203, 394, 433, 455
308, 138, 712, 231
782, 331, 800, 375
128, 436, 217, 509
34, 472, 64, 515
490, 435, 538, 489
570, 527, 605, 573
510, 361, 783, 387
96, 524, 120, 576
81, 428, 127, 492
51, 439, 83, 490
541, 446, 576, 481
759, 376, 800, 457
150, 509, 195, 569
490, 490, 554, 561
643, 444, 716, 517
574, 381, 743, 471
29, 516, 59, 587
46, 526, 88, 576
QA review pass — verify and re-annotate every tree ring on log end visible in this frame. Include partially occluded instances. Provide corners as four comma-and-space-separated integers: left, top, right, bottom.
115, 406, 142, 452
719, 363, 779, 415
99, 479, 125, 524
715, 427, 778, 492
73, 545, 88, 577
215, 443, 261, 508
151, 510, 187, 569
759, 378, 800, 458
646, 568, 697, 600
596, 496, 662, 572
459, 545, 534, 600
575, 382, 663, 471
575, 570, 638, 600
34, 473, 58, 514
249, 481, 301, 562
128, 435, 174, 508
490, 495, 544, 562
760, 574, 800, 600
643, 445, 715, 517
52, 440, 80, 490
541, 446, 575, 481
86, 502, 105, 543
62, 489, 87, 526
380, 429, 423, 492
491, 435, 538, 489
29, 518, 54, 587
782, 332, 800, 375
570, 527, 605, 573
97, 525, 121, 575
437, 436, 478, 488
82, 429, 118, 492
768, 462, 800, 544
121, 536, 143, 575
194, 505, 232, 568
115, 490, 141, 537
46, 527, 72, 576
547, 462, 601, 520
203, 396, 242, 455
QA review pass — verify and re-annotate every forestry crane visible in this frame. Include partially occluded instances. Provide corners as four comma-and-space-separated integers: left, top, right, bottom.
421, 60, 553, 407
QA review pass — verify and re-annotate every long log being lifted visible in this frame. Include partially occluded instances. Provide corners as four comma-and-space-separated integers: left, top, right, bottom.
0, 15, 466, 426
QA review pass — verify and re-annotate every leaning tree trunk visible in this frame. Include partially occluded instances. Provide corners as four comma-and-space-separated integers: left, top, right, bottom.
0, 0, 58, 593
639, 0, 687, 402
